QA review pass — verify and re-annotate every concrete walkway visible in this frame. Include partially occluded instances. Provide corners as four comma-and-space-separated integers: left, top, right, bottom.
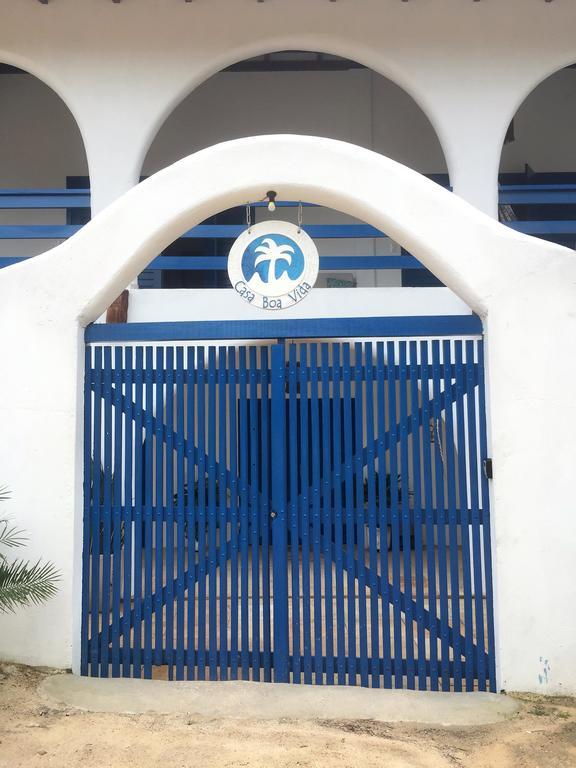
40, 674, 519, 726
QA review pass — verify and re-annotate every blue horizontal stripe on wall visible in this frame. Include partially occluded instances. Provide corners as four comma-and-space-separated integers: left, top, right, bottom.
148, 255, 424, 271
507, 221, 576, 235
0, 257, 28, 268
6, 219, 576, 244
499, 186, 576, 205
0, 223, 386, 240
0, 225, 82, 239
4, 184, 576, 209
85, 315, 482, 343
0, 255, 425, 271
178, 224, 385, 239
0, 189, 91, 208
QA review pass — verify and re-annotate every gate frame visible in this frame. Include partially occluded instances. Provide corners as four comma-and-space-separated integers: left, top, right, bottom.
82, 312, 493, 690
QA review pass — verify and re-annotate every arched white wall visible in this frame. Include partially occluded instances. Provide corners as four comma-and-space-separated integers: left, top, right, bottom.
0, 67, 90, 259
500, 65, 576, 174
0, 135, 575, 695
3, 0, 576, 217
140, 58, 450, 292
142, 66, 448, 179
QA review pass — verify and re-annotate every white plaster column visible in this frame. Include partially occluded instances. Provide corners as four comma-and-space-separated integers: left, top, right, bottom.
84, 126, 146, 216
78, 96, 167, 291
433, 96, 506, 219
0, 266, 81, 668
485, 267, 576, 693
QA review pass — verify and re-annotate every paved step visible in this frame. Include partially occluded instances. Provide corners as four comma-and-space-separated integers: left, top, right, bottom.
41, 673, 519, 725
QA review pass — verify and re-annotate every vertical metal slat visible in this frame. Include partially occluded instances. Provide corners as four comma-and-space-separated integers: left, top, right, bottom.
218, 347, 229, 680
81, 346, 93, 677
409, 341, 426, 690
185, 348, 197, 680
288, 344, 301, 683
299, 344, 313, 685
271, 343, 289, 683
101, 346, 113, 677
320, 343, 335, 684
386, 341, 403, 688
111, 347, 123, 677
331, 344, 346, 686
175, 347, 186, 680
442, 340, 462, 691
238, 348, 250, 680
342, 343, 357, 686
89, 346, 102, 677
132, 347, 144, 678
207, 347, 218, 680
364, 342, 380, 687
376, 343, 392, 688
165, 347, 175, 677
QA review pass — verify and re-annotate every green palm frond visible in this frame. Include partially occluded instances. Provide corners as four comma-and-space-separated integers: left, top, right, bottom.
0, 518, 27, 549
0, 558, 61, 614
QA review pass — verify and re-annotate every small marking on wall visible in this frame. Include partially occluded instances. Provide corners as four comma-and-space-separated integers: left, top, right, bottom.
538, 657, 551, 685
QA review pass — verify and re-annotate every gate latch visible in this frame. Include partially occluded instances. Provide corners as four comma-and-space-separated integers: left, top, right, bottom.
483, 458, 493, 480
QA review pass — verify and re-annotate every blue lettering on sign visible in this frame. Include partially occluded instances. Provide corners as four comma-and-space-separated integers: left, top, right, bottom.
287, 282, 311, 305
234, 280, 255, 304
241, 234, 305, 284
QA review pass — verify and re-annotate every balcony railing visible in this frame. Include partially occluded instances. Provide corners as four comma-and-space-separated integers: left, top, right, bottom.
1, 183, 575, 274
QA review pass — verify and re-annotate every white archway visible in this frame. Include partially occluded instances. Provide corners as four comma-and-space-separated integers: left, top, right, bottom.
500, 63, 576, 178
141, 48, 449, 185
0, 62, 90, 266
10, 134, 559, 324
135, 40, 449, 185
0, 136, 575, 695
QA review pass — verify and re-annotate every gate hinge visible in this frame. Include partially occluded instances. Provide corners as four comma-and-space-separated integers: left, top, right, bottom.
483, 458, 493, 480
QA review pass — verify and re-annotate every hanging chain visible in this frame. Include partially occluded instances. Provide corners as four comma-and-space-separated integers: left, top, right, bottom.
246, 202, 252, 232
297, 201, 303, 233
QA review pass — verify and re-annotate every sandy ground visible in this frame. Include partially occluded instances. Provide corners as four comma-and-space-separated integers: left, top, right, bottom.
1, 664, 575, 768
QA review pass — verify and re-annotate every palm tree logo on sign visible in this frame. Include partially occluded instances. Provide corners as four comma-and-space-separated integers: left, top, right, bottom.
254, 238, 297, 282
228, 220, 319, 310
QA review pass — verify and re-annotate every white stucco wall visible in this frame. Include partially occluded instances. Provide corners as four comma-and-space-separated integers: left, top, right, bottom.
4, 59, 576, 211
0, 65, 446, 275
3, 60, 576, 286
0, 0, 575, 216
0, 73, 88, 257
0, 0, 575, 694
143, 68, 447, 177
127, 287, 470, 323
500, 67, 576, 173
0, 135, 575, 695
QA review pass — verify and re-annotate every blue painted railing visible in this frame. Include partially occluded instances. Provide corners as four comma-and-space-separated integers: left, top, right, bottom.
497, 183, 576, 243
1, 183, 576, 272
0, 189, 424, 272
85, 315, 483, 343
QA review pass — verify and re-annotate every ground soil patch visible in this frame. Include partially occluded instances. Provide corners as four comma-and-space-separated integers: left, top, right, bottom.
1, 664, 575, 767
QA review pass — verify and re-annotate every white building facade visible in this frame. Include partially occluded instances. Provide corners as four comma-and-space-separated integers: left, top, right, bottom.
0, 0, 575, 695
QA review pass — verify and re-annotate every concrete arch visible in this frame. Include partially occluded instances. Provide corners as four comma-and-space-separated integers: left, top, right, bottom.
8, 134, 563, 327
0, 48, 90, 161
135, 40, 450, 184
503, 57, 576, 145
498, 60, 576, 172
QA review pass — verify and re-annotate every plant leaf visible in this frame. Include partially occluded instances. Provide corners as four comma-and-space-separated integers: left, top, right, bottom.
0, 558, 60, 613
0, 518, 27, 549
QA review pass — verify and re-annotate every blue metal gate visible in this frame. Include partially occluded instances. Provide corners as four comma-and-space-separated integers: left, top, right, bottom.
81, 328, 496, 691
